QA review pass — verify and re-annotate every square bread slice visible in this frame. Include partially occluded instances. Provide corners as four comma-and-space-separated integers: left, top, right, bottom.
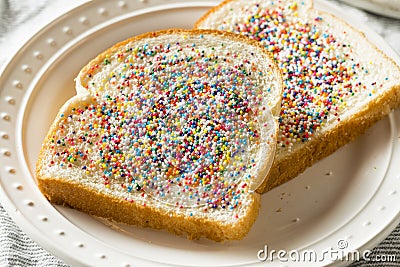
195, 0, 400, 192
36, 29, 283, 241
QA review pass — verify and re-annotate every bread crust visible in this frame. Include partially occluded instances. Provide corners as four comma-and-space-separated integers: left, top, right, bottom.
35, 95, 262, 241
37, 29, 282, 241
257, 9, 400, 192
193, 0, 235, 29
77, 28, 283, 114
258, 83, 400, 192
194, 0, 400, 193
37, 176, 260, 241
193, 0, 314, 29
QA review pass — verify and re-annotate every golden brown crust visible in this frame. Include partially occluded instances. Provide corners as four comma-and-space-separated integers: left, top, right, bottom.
37, 175, 260, 241
193, 0, 234, 29
36, 96, 262, 242
193, 0, 314, 29
78, 29, 283, 110
256, 10, 400, 192
37, 29, 282, 241
78, 28, 283, 114
257, 83, 400, 193
194, 0, 400, 193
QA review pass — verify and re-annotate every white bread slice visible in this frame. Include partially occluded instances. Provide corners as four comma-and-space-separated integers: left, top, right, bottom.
195, 0, 400, 193
36, 29, 283, 241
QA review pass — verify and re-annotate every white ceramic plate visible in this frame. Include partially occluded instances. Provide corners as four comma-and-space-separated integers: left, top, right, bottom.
0, 0, 399, 266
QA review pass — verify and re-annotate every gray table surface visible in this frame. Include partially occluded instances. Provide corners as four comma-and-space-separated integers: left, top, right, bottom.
0, 0, 399, 266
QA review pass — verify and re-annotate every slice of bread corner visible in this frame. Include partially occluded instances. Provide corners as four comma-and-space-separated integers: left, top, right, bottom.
195, 0, 400, 193
36, 29, 283, 241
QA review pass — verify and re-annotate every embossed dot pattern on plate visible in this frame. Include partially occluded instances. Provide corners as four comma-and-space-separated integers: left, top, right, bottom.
22, 65, 31, 73
63, 26, 73, 35
118, 1, 127, 8
79, 16, 89, 25
34, 51, 43, 60
47, 38, 57, 47
2, 113, 10, 121
15, 184, 23, 190
98, 8, 108, 16
12, 80, 22, 89
6, 97, 15, 105
363, 221, 372, 227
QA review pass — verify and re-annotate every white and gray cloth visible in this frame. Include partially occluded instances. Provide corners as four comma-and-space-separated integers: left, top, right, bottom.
0, 0, 399, 266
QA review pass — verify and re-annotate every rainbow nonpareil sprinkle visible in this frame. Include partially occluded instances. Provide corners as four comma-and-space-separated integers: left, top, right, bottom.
47, 35, 276, 213
210, 0, 385, 150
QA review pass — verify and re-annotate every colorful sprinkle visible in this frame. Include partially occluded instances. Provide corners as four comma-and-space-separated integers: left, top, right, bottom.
46, 34, 275, 213
211, 1, 383, 151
